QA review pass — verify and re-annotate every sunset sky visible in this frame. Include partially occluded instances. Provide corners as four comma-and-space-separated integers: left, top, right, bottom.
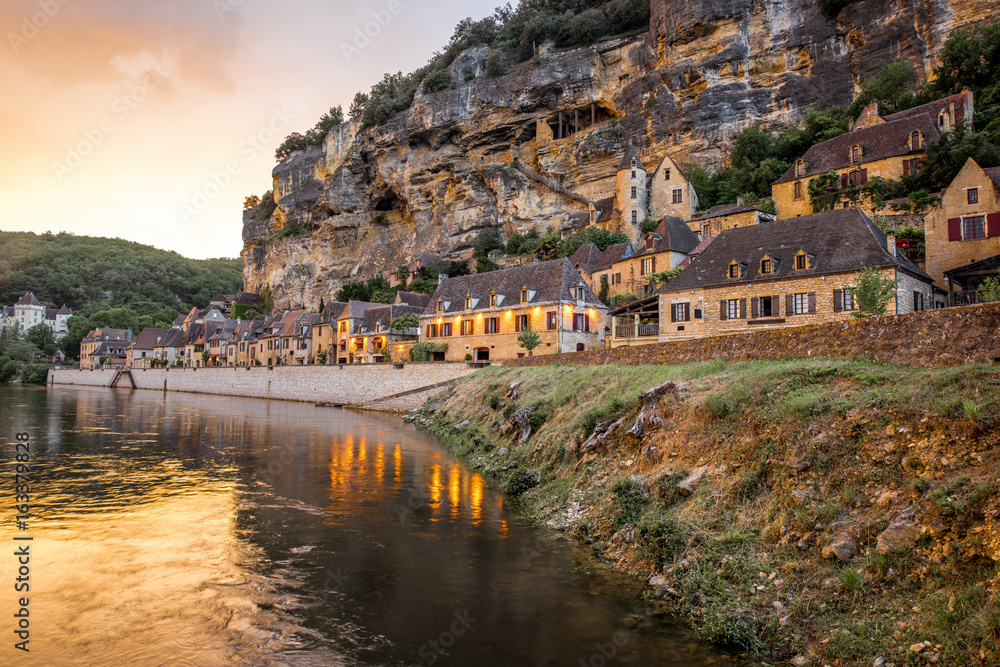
1, 0, 499, 259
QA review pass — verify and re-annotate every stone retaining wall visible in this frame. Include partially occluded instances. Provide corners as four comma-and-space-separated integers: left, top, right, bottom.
49, 363, 476, 412
506, 303, 1000, 368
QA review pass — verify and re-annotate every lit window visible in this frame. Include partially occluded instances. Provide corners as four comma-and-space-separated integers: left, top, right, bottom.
515, 314, 529, 331
968, 188, 979, 205
547, 312, 557, 330
489, 292, 497, 307
461, 320, 473, 335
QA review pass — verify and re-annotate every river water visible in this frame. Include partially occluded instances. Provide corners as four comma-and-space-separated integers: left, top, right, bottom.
0, 385, 741, 666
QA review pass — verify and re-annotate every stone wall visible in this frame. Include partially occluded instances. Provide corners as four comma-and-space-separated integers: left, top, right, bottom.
509, 302, 1000, 368
50, 363, 476, 412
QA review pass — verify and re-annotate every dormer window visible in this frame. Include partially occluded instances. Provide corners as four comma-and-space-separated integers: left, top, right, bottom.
794, 251, 813, 271
436, 298, 444, 313
465, 294, 472, 310
521, 287, 529, 303
645, 236, 654, 250
727, 261, 744, 279
630, 158, 636, 168
938, 111, 949, 130
760, 257, 774, 275
795, 159, 805, 178
851, 145, 862, 165
910, 130, 922, 151
489, 291, 497, 307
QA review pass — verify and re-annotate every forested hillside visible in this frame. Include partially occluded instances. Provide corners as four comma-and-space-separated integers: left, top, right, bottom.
0, 231, 243, 316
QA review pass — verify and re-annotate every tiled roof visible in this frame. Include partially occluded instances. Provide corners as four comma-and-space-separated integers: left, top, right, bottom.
45, 308, 58, 320
984, 166, 1000, 190
423, 258, 603, 315
633, 217, 700, 257
661, 208, 932, 293
692, 204, 758, 221
594, 196, 614, 222
57, 304, 71, 315
158, 327, 185, 348
338, 301, 385, 322
561, 210, 591, 232
234, 292, 264, 306
774, 114, 940, 185
132, 328, 164, 349
595, 242, 634, 271
619, 144, 644, 171
568, 243, 603, 275
395, 291, 431, 309
882, 92, 970, 126
359, 304, 425, 333
2, 306, 12, 318
86, 328, 131, 342
16, 292, 42, 306
407, 253, 442, 272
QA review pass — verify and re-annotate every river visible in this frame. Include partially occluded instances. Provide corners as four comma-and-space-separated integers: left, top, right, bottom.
0, 384, 742, 666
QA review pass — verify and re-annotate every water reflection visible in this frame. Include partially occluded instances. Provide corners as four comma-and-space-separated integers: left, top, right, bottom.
0, 385, 740, 667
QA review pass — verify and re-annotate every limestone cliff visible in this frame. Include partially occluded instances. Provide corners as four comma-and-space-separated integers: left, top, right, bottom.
243, 0, 997, 311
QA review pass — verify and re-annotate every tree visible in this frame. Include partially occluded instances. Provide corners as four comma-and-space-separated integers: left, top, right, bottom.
559, 227, 628, 257
317, 349, 327, 364
473, 228, 503, 258
201, 349, 210, 364
317, 296, 325, 313
598, 275, 610, 305
396, 264, 409, 288
390, 312, 420, 330
645, 266, 683, 290
979, 275, 1000, 302
274, 132, 311, 161
849, 266, 899, 318
243, 195, 261, 210
924, 20, 1000, 107
516, 324, 541, 357
476, 256, 501, 273
848, 60, 919, 118
25, 324, 57, 358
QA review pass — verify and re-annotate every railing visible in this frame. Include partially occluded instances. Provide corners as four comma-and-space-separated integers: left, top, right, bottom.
637, 324, 659, 337
953, 290, 981, 306
614, 319, 659, 339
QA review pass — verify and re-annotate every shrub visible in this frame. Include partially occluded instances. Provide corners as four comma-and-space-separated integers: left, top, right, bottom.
979, 276, 1000, 302
410, 342, 448, 362
702, 394, 734, 419
503, 469, 538, 497
19, 363, 48, 384
610, 477, 646, 527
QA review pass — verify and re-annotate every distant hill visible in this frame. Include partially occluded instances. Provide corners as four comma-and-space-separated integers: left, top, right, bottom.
0, 230, 243, 317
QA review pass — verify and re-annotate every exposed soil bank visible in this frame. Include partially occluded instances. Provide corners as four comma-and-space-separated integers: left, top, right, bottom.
410, 360, 1000, 666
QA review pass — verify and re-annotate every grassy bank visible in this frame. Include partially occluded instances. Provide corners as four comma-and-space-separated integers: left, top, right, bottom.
411, 359, 1000, 666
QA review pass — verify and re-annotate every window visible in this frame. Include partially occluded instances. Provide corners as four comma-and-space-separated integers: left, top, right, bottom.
793, 181, 803, 200
641, 257, 656, 274
963, 216, 986, 239
795, 253, 808, 270
968, 188, 979, 205
910, 131, 922, 151
727, 261, 742, 279
461, 320, 473, 335
520, 288, 528, 303
427, 324, 438, 338
725, 299, 739, 320
672, 188, 683, 204
546, 311, 557, 330
938, 112, 949, 129
515, 314, 529, 332
465, 295, 472, 310
436, 299, 443, 313
843, 289, 855, 311
611, 273, 621, 285
485, 317, 498, 334
630, 158, 636, 168
672, 303, 689, 322
441, 322, 452, 337
793, 293, 808, 315
572, 314, 590, 332
760, 258, 773, 275
847, 170, 867, 188
354, 338, 364, 350
664, 168, 670, 180
851, 145, 861, 164
631, 211, 637, 224
759, 296, 774, 317
795, 159, 805, 177
631, 170, 636, 179
902, 158, 921, 176
631, 186, 637, 199
489, 292, 497, 307
913, 291, 925, 312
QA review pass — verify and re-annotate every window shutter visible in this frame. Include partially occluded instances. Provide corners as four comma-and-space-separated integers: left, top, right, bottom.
860, 168, 868, 185
948, 217, 962, 241
786, 294, 794, 316
902, 160, 910, 176
720, 301, 727, 321
833, 289, 843, 312
739, 298, 746, 319
808, 292, 817, 314
841, 173, 848, 190
585, 315, 590, 332
684, 303, 690, 321
988, 213, 1000, 238
651, 257, 656, 273
913, 291, 919, 311
751, 297, 758, 319
771, 296, 780, 317
670, 305, 677, 323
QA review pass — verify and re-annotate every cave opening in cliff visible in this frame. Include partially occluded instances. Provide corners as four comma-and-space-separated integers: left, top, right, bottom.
542, 103, 614, 141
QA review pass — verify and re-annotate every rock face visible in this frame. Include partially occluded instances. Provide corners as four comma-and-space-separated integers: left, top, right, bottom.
242, 0, 995, 311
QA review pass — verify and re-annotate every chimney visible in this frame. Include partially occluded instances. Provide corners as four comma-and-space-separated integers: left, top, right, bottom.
887, 233, 896, 257
736, 193, 745, 206
438, 273, 448, 285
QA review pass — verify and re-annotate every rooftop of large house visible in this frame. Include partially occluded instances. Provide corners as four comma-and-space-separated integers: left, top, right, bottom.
131, 328, 164, 350
568, 243, 604, 275
85, 328, 131, 342
594, 242, 634, 271
692, 203, 763, 221
15, 292, 42, 307
423, 258, 604, 315
593, 196, 614, 223
395, 291, 431, 309
661, 208, 931, 292
358, 304, 425, 334
773, 112, 942, 185
632, 217, 701, 258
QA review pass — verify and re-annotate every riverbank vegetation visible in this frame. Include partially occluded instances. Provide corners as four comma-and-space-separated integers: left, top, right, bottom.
414, 360, 1000, 665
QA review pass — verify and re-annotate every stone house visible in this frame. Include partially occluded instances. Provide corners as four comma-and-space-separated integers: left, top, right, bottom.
689, 202, 776, 238
420, 258, 607, 361
611, 146, 700, 243
80, 328, 132, 369
311, 302, 348, 364
592, 217, 700, 301
255, 311, 308, 366
923, 157, 1000, 296
612, 208, 934, 346
153, 327, 185, 367
568, 243, 604, 291
772, 92, 974, 219
2, 293, 72, 339
350, 304, 424, 363
126, 328, 164, 368
334, 301, 388, 364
